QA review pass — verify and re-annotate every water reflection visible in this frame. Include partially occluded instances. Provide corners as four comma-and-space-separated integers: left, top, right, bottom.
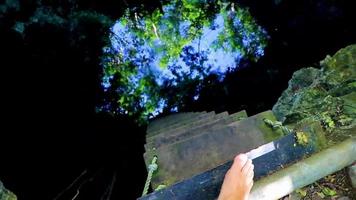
101, 0, 268, 120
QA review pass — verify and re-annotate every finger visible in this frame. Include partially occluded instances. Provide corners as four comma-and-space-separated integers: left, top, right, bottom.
247, 164, 254, 180
248, 180, 254, 189
231, 154, 248, 172
224, 169, 231, 178
242, 159, 252, 174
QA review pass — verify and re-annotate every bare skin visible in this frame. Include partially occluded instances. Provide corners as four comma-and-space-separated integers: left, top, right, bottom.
218, 154, 254, 200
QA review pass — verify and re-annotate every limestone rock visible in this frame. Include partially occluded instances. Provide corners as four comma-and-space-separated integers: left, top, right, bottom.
272, 44, 356, 142
337, 197, 350, 200
348, 163, 356, 188
0, 181, 17, 200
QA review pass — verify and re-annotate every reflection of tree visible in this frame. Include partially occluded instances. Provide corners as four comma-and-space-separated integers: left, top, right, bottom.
127, 0, 213, 68
216, 2, 267, 60
162, 45, 210, 112
101, 0, 268, 124
101, 29, 161, 123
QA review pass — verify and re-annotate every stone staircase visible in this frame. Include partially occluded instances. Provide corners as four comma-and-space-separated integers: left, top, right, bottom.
139, 109, 342, 200
139, 44, 356, 200
143, 110, 290, 190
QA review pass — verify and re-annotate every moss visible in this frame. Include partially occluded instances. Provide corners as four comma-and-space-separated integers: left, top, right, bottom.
320, 112, 335, 131
257, 112, 286, 142
273, 44, 356, 142
230, 110, 248, 121
335, 114, 353, 126
328, 80, 356, 97
290, 119, 327, 150
283, 112, 309, 125
152, 166, 177, 188
155, 185, 167, 191
295, 131, 309, 146
340, 92, 356, 118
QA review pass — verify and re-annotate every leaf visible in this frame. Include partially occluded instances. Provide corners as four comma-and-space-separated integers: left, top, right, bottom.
321, 187, 337, 197
296, 188, 307, 197
317, 192, 325, 199
325, 175, 336, 183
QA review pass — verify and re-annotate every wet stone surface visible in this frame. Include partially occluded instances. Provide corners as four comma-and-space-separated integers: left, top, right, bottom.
140, 132, 321, 200
145, 110, 285, 188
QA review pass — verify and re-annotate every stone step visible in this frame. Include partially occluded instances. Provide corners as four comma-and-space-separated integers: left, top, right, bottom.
139, 122, 327, 200
145, 110, 247, 151
144, 110, 247, 161
147, 111, 214, 138
147, 113, 187, 132
229, 110, 249, 121
147, 112, 208, 137
144, 110, 252, 167
144, 110, 286, 188
147, 112, 199, 135
147, 111, 215, 138
145, 111, 229, 146
145, 112, 228, 152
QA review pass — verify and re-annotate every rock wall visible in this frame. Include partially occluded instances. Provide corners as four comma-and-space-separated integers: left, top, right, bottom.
0, 181, 17, 200
273, 44, 356, 144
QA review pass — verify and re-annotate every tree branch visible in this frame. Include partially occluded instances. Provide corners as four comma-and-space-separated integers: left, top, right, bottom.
152, 23, 160, 39
53, 170, 88, 200
101, 171, 117, 200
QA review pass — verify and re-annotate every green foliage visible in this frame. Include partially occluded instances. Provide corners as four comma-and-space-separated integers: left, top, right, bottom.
120, 0, 265, 68
102, 52, 161, 123
316, 192, 325, 198
214, 2, 267, 60
272, 44, 356, 143
320, 111, 335, 130
295, 188, 307, 197
295, 131, 309, 146
70, 11, 112, 27
102, 0, 268, 123
0, 0, 20, 14
321, 186, 337, 197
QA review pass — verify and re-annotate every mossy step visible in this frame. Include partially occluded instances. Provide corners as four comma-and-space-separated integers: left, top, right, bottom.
145, 112, 221, 152
147, 112, 190, 132
147, 112, 190, 134
147, 112, 205, 137
148, 111, 222, 140
229, 110, 249, 121
147, 112, 199, 135
145, 110, 247, 151
147, 111, 215, 138
145, 112, 229, 152
139, 128, 326, 200
146, 111, 229, 145
145, 111, 246, 151
147, 111, 207, 137
147, 111, 215, 137
144, 110, 285, 188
